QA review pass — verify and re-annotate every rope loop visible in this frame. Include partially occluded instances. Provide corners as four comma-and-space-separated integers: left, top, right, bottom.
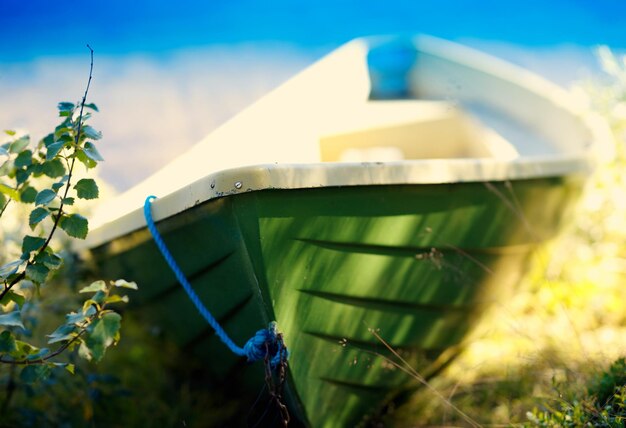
143, 196, 288, 370
243, 321, 289, 369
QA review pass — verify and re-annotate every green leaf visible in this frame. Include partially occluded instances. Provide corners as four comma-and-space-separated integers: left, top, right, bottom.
78, 341, 91, 360
56, 133, 74, 143
59, 213, 88, 239
26, 263, 49, 283
54, 125, 71, 139
54, 117, 71, 131
84, 103, 99, 112
46, 141, 66, 160
28, 161, 43, 175
66, 305, 96, 327
50, 362, 76, 375
22, 235, 46, 253
0, 160, 12, 177
81, 125, 102, 141
52, 175, 69, 191
14, 150, 32, 168
73, 178, 99, 199
35, 189, 57, 206
101, 312, 121, 340
75, 150, 97, 169
0, 260, 23, 280
34, 251, 62, 270
58, 102, 75, 111
83, 142, 104, 161
62, 197, 74, 205
15, 168, 30, 185
9, 136, 30, 154
20, 186, 37, 203
10, 340, 37, 360
0, 290, 26, 307
83, 305, 97, 317
91, 290, 106, 305
20, 364, 52, 384
49, 362, 76, 375
57, 102, 75, 115
0, 183, 19, 200
4, 130, 16, 136
113, 279, 138, 290
0, 311, 25, 329
66, 313, 85, 326
65, 312, 86, 326
47, 323, 77, 344
41, 159, 66, 178
26, 347, 50, 361
104, 295, 129, 304
79, 280, 106, 294
84, 312, 121, 362
0, 331, 17, 353
41, 133, 54, 148
0, 192, 5, 207
29, 207, 50, 229
82, 300, 97, 314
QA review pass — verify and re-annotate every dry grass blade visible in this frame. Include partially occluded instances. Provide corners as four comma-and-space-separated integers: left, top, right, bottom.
367, 327, 482, 428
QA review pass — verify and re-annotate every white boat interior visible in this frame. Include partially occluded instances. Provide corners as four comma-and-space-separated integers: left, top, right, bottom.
86, 35, 611, 248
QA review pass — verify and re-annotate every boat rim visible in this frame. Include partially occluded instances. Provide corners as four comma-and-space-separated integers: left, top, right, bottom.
84, 153, 593, 250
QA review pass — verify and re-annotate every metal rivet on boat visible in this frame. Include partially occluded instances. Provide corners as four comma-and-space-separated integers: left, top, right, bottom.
234, 181, 242, 189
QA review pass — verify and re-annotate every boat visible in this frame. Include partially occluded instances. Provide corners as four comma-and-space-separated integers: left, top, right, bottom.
83, 35, 609, 427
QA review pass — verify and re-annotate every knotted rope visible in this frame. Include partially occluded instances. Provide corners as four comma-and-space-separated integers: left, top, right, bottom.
143, 196, 287, 369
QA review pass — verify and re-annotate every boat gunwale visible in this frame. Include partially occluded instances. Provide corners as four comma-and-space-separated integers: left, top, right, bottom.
84, 154, 591, 250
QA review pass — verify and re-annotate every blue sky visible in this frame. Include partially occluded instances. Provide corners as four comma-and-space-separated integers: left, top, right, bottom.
2, 0, 625, 61
1, 1, 625, 190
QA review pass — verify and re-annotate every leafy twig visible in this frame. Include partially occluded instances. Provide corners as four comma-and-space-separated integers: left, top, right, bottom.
40, 44, 93, 255
0, 46, 94, 303
0, 45, 133, 396
0, 199, 10, 218
0, 332, 84, 366
1, 272, 24, 303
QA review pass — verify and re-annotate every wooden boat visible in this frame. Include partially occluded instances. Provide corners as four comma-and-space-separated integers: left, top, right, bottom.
84, 36, 609, 427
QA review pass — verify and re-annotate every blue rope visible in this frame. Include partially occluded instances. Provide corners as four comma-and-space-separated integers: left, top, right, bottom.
143, 196, 287, 368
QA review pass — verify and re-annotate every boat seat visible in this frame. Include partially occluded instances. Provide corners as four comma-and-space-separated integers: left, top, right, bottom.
318, 100, 519, 162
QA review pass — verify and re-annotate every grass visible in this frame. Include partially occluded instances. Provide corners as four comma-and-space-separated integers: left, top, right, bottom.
383, 208, 626, 426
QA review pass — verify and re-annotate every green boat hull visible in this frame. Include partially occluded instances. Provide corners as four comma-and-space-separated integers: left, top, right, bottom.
90, 177, 581, 427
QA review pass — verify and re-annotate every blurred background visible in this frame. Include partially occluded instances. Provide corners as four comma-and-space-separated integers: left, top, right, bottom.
1, 0, 625, 191
2, 1, 626, 426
